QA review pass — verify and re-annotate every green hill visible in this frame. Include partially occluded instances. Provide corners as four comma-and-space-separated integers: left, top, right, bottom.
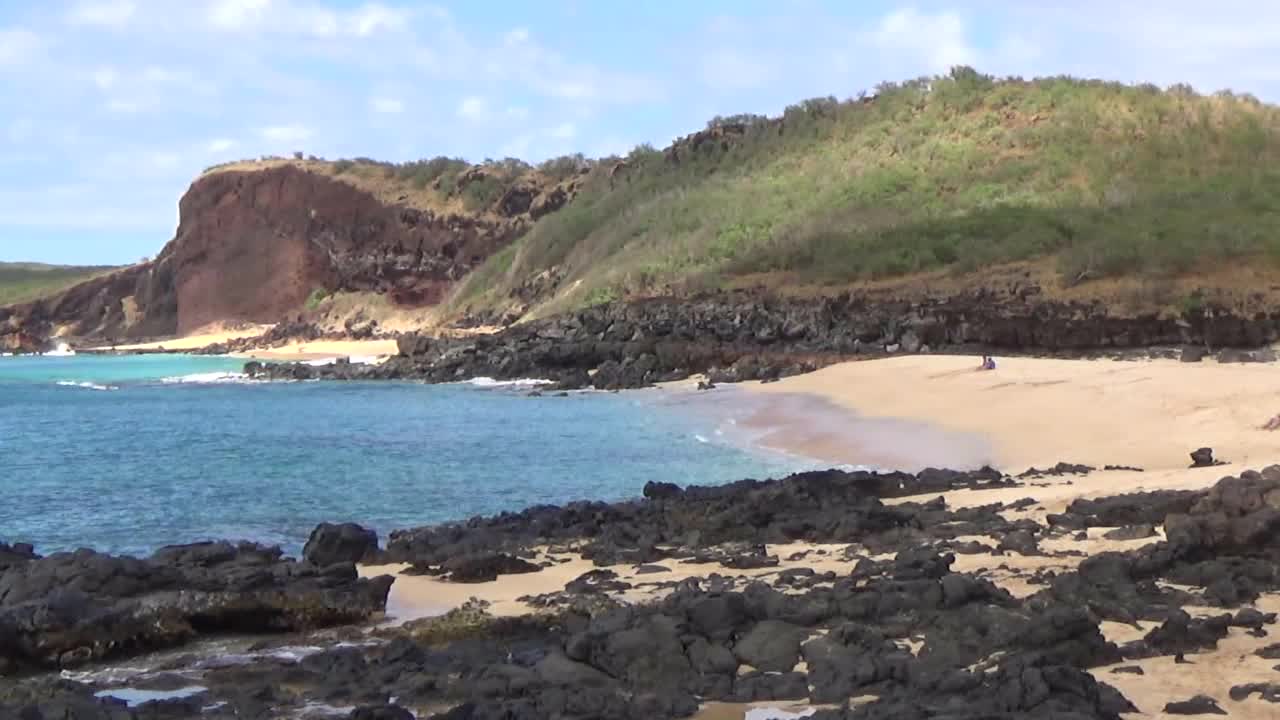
449, 68, 1280, 320
0, 262, 121, 306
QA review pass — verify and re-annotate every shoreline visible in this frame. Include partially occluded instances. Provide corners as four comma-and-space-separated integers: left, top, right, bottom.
12, 353, 1280, 718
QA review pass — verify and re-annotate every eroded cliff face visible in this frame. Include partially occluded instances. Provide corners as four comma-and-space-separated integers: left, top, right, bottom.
0, 164, 574, 349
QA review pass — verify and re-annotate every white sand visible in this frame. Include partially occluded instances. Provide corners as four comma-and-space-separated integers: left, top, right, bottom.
231, 338, 399, 361
750, 355, 1280, 473
90, 324, 270, 351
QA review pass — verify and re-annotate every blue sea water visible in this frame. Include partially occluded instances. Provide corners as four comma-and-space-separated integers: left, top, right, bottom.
0, 354, 807, 557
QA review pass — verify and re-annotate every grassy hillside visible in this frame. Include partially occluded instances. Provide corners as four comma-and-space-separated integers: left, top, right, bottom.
0, 262, 120, 306
449, 68, 1280, 319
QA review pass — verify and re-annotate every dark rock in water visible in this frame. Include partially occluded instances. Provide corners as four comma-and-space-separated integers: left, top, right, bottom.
696, 380, 716, 390
1102, 524, 1158, 541
303, 522, 379, 566
0, 542, 38, 572
1190, 447, 1223, 468
1163, 695, 1227, 715
1230, 683, 1280, 703
350, 705, 416, 720
0, 541, 393, 675
442, 552, 541, 583
1110, 665, 1145, 675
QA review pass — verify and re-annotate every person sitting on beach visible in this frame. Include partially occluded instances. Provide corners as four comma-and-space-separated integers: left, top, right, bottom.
1263, 414, 1280, 431
979, 355, 996, 371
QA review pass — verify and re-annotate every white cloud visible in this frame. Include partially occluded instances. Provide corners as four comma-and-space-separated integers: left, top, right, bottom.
549, 122, 576, 140
259, 124, 313, 143
350, 3, 409, 37
506, 106, 529, 120
457, 96, 488, 121
0, 28, 42, 66
207, 138, 237, 153
91, 67, 119, 90
208, 0, 273, 31
371, 96, 403, 114
870, 8, 977, 72
207, 0, 409, 37
67, 0, 137, 28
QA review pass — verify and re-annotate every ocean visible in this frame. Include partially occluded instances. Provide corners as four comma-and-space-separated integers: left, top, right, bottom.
0, 354, 808, 557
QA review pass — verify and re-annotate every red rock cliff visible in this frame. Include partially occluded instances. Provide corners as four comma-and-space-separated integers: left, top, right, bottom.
0, 163, 574, 347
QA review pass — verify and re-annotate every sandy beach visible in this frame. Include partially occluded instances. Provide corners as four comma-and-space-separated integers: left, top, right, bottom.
351, 354, 1280, 720
230, 338, 400, 361
748, 354, 1280, 473
87, 323, 399, 362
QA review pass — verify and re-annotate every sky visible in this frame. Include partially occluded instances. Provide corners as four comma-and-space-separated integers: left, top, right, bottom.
4, 1, 1280, 265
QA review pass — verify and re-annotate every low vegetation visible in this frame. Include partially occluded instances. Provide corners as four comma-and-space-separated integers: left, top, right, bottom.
203, 152, 591, 220
449, 68, 1280, 317
0, 262, 120, 306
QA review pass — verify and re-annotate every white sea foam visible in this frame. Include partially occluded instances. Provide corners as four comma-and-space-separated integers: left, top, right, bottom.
159, 372, 249, 384
694, 434, 710, 444
55, 380, 118, 391
43, 342, 76, 357
94, 686, 207, 707
464, 376, 554, 388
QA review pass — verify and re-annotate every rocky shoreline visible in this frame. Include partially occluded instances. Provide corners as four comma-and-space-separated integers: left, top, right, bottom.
5, 458, 1280, 719
241, 292, 1280, 389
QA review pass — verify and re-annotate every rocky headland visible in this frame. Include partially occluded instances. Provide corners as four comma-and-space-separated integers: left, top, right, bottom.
245, 290, 1280, 389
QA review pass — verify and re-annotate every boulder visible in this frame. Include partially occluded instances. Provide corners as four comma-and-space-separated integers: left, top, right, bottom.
1190, 447, 1222, 468
303, 522, 379, 566
732, 620, 809, 672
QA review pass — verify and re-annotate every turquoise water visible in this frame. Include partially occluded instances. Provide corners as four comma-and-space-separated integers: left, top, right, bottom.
0, 354, 805, 557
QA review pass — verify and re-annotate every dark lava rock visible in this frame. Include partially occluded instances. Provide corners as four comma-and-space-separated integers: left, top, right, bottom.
303, 522, 379, 566
1102, 524, 1158, 541
1190, 447, 1222, 468
1229, 683, 1280, 702
1256, 643, 1280, 659
442, 553, 542, 583
1164, 695, 1227, 715
350, 705, 416, 720
634, 564, 670, 575
732, 620, 809, 672
0, 541, 393, 675
1047, 490, 1203, 530
1110, 665, 1145, 675
0, 542, 38, 572
565, 569, 632, 594
1181, 345, 1209, 362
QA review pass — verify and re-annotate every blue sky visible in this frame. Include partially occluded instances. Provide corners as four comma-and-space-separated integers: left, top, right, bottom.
4, 1, 1280, 264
